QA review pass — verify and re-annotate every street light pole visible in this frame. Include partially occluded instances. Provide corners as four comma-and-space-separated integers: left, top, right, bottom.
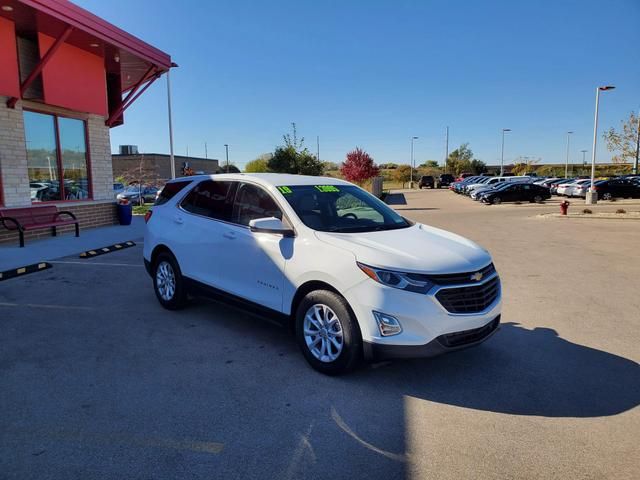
166, 69, 176, 179
564, 131, 573, 178
224, 144, 229, 172
410, 136, 418, 188
500, 128, 511, 176
445, 127, 449, 173
635, 110, 639, 175
587, 86, 615, 205
581, 149, 588, 172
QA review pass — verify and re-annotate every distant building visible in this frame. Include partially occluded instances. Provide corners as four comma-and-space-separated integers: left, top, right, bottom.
112, 147, 219, 181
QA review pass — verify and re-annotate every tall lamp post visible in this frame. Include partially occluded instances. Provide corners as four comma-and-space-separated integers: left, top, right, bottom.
410, 136, 418, 188
224, 144, 229, 172
564, 131, 573, 178
581, 149, 588, 172
500, 128, 511, 176
586, 85, 615, 205
444, 127, 449, 173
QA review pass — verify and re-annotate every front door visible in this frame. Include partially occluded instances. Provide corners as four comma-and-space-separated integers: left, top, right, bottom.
216, 182, 290, 312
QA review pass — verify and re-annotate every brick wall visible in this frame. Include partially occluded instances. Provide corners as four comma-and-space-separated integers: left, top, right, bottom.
0, 200, 118, 245
0, 96, 31, 207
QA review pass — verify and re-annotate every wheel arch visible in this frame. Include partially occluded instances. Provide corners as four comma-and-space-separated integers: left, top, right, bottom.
288, 280, 360, 337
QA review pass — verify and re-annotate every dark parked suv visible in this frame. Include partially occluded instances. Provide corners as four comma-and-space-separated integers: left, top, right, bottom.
418, 175, 435, 189
439, 174, 455, 188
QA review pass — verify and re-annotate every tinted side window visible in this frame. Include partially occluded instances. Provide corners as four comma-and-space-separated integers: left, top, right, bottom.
181, 180, 236, 220
232, 183, 283, 226
155, 181, 191, 206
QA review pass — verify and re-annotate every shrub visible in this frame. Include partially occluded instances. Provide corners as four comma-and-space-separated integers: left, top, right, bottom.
616, 208, 627, 214
582, 208, 592, 214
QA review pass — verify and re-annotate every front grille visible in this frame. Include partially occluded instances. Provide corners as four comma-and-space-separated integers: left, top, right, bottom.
435, 275, 500, 314
437, 316, 500, 347
414, 263, 496, 286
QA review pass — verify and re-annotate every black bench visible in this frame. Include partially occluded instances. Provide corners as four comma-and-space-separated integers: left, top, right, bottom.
0, 205, 79, 247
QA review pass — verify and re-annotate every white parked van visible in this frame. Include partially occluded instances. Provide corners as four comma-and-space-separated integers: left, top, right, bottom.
143, 174, 502, 374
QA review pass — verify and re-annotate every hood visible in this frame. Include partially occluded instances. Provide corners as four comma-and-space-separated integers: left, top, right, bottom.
315, 223, 492, 274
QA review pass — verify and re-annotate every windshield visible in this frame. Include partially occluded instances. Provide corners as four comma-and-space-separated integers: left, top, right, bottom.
278, 185, 411, 233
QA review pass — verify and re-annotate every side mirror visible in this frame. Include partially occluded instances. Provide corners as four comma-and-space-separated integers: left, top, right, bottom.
249, 217, 295, 237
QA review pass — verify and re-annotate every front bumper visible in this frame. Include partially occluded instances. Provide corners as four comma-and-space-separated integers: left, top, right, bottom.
364, 315, 500, 360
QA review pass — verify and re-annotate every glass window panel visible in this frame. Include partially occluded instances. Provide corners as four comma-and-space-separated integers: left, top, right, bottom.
24, 111, 61, 202
58, 117, 90, 200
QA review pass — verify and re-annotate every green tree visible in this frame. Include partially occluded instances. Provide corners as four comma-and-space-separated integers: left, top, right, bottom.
322, 161, 340, 171
219, 164, 241, 173
604, 112, 640, 166
469, 159, 487, 174
447, 143, 474, 175
245, 154, 271, 173
393, 164, 414, 188
419, 160, 439, 168
267, 123, 324, 175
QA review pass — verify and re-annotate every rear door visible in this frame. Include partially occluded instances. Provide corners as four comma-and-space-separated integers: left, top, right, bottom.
173, 180, 238, 286
215, 182, 290, 311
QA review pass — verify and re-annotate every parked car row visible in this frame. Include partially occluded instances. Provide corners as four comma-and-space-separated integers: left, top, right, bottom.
537, 176, 640, 200
450, 175, 551, 204
115, 184, 160, 205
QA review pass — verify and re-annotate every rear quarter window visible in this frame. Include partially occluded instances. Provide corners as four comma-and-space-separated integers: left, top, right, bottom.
154, 181, 192, 206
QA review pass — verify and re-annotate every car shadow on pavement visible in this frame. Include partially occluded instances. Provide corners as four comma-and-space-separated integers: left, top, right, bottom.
394, 208, 439, 211
351, 322, 640, 418
384, 193, 407, 205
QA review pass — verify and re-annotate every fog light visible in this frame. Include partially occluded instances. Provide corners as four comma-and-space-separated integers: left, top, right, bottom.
373, 311, 402, 336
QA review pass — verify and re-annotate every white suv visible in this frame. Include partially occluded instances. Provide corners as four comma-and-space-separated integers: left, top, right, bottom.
144, 173, 501, 374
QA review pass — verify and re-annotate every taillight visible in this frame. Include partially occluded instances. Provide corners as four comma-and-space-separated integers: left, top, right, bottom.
144, 210, 153, 223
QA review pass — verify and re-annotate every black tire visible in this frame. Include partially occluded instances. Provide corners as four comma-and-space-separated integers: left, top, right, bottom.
295, 290, 362, 375
492, 196, 502, 205
602, 192, 612, 201
533, 195, 543, 203
152, 251, 187, 310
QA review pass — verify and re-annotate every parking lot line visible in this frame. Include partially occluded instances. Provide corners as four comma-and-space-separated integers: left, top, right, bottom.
49, 260, 144, 267
6, 428, 224, 455
0, 302, 93, 311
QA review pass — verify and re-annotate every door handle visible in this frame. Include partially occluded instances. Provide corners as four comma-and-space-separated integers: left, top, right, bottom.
223, 231, 236, 240
173, 215, 184, 225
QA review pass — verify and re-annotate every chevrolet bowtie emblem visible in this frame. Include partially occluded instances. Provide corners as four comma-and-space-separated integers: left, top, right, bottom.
470, 272, 483, 282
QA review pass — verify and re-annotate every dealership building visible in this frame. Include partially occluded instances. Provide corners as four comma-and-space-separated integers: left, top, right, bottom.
0, 0, 173, 244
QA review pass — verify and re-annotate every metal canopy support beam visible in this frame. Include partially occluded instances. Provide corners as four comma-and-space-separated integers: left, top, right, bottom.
105, 72, 160, 127
7, 25, 74, 108
105, 65, 156, 127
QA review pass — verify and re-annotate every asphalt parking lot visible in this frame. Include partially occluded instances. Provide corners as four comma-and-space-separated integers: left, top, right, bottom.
1, 190, 639, 480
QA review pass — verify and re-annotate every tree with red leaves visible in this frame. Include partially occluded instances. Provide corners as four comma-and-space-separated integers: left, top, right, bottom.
340, 147, 379, 185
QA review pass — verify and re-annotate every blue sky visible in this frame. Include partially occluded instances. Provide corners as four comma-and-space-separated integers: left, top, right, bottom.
77, 0, 640, 168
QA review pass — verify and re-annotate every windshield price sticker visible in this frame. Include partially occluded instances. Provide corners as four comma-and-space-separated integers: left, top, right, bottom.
277, 186, 293, 194
314, 185, 340, 193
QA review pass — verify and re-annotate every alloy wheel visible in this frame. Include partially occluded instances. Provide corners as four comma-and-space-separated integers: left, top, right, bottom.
156, 260, 176, 301
303, 304, 344, 363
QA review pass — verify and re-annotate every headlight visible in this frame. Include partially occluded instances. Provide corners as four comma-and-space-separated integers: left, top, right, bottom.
357, 262, 434, 294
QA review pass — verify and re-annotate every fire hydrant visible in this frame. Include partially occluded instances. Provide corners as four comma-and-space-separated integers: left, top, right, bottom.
560, 200, 570, 215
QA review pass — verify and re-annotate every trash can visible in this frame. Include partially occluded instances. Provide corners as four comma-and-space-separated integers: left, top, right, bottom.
117, 202, 133, 225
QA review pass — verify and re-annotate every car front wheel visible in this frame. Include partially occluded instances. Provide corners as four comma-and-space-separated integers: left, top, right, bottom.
602, 193, 612, 201
492, 196, 502, 205
295, 290, 362, 375
153, 252, 187, 310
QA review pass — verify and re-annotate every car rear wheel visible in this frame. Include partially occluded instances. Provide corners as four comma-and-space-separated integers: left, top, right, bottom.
602, 192, 612, 201
533, 194, 543, 203
295, 290, 362, 375
153, 252, 187, 310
